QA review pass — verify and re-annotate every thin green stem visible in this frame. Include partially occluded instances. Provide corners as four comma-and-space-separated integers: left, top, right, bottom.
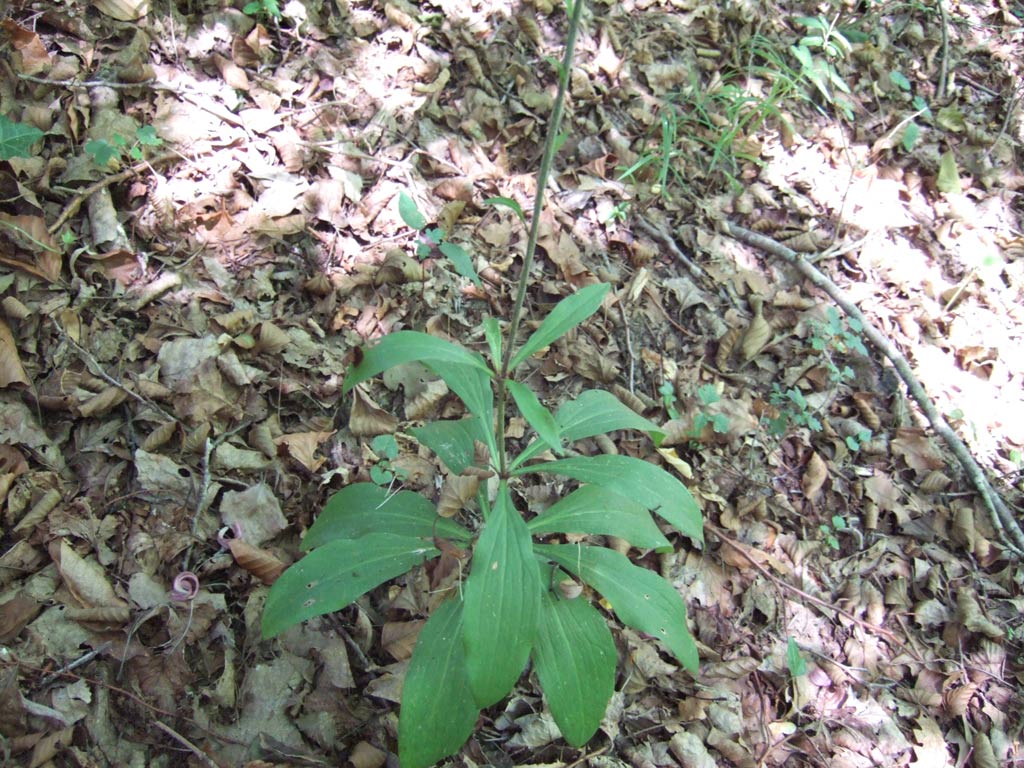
496, 0, 585, 477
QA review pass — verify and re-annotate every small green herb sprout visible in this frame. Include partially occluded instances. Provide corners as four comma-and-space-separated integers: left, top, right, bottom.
369, 434, 407, 487
398, 192, 482, 287
243, 0, 282, 21
767, 385, 822, 435
85, 125, 163, 167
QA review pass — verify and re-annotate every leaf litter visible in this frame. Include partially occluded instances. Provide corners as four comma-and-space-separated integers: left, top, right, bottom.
0, 0, 1022, 765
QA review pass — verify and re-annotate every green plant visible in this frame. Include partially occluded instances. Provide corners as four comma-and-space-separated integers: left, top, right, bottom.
0, 114, 44, 160
766, 385, 823, 435
368, 434, 408, 487
790, 14, 856, 120
809, 306, 868, 384
243, 0, 282, 21
85, 125, 163, 167
819, 514, 853, 551
691, 383, 730, 437
398, 192, 482, 288
262, 4, 703, 766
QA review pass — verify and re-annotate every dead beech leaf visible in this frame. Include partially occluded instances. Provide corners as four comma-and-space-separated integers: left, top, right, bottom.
0, 214, 62, 281
740, 296, 771, 361
92, 0, 150, 21
956, 590, 1003, 639
0, 319, 29, 388
50, 539, 128, 609
437, 474, 479, 518
406, 379, 449, 421
274, 430, 335, 472
381, 621, 423, 662
349, 386, 399, 437
1, 20, 52, 75
213, 53, 249, 91
801, 452, 828, 499
226, 539, 286, 585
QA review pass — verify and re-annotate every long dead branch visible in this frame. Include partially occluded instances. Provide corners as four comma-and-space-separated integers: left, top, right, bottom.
726, 222, 1024, 559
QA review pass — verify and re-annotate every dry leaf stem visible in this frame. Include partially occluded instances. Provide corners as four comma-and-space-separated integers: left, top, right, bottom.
726, 222, 1024, 558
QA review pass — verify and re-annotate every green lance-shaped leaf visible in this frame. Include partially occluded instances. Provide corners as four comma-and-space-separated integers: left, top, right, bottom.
483, 317, 502, 368
398, 191, 428, 231
399, 598, 480, 768
518, 455, 703, 545
438, 241, 482, 287
462, 482, 542, 707
426, 361, 498, 462
482, 196, 526, 224
509, 283, 610, 371
343, 332, 492, 395
303, 483, 471, 550
527, 485, 670, 551
513, 389, 664, 469
262, 534, 437, 638
532, 589, 616, 747
410, 418, 486, 475
508, 380, 562, 455
536, 544, 699, 673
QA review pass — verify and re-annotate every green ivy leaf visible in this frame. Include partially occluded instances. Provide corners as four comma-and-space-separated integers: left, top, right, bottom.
889, 70, 912, 92
85, 139, 119, 166
262, 533, 438, 638
303, 483, 471, 549
509, 283, 610, 370
521, 455, 703, 545
508, 380, 562, 455
463, 483, 542, 707
527, 485, 670, 550
399, 191, 428, 231
537, 544, 699, 673
438, 241, 482, 287
399, 598, 480, 768
0, 115, 43, 160
532, 590, 616, 746
136, 125, 163, 146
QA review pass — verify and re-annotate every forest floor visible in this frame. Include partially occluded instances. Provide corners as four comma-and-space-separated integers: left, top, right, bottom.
1, 0, 1023, 765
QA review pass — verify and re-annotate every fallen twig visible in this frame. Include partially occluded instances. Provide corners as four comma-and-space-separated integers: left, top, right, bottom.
725, 221, 1024, 558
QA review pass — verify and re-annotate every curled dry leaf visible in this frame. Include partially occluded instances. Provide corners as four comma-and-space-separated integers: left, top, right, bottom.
851, 392, 881, 430
437, 474, 479, 518
955, 590, 1003, 639
951, 504, 975, 551
942, 681, 979, 718
226, 538, 286, 585
349, 386, 399, 437
801, 452, 828, 500
715, 326, 741, 369
64, 605, 132, 625
740, 296, 771, 362
49, 539, 129, 609
142, 421, 178, 452
919, 470, 952, 495
0, 319, 30, 388
93, 0, 150, 20
558, 579, 584, 599
255, 322, 291, 355
274, 430, 335, 472
405, 378, 449, 421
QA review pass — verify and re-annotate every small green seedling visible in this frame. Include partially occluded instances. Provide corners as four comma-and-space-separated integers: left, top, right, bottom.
767, 385, 822, 435
243, 0, 282, 21
786, 636, 808, 676
85, 125, 163, 167
398, 192, 482, 287
659, 380, 680, 419
819, 514, 849, 551
369, 434, 408, 487
810, 306, 867, 384
691, 383, 730, 437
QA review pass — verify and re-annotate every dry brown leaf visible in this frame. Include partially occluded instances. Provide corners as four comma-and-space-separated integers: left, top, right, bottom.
969, 733, 999, 768
715, 326, 741, 369
920, 470, 952, 494
64, 605, 132, 624
0, 594, 42, 643
50, 539, 128, 609
437, 474, 479, 518
0, 20, 52, 75
405, 379, 449, 421
801, 452, 828, 499
142, 421, 178, 452
274, 430, 335, 472
349, 386, 399, 437
213, 53, 249, 90
740, 296, 771, 361
226, 539, 286, 585
93, 0, 149, 19
956, 590, 1003, 639
381, 620, 423, 662
0, 319, 29, 388
349, 740, 388, 768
